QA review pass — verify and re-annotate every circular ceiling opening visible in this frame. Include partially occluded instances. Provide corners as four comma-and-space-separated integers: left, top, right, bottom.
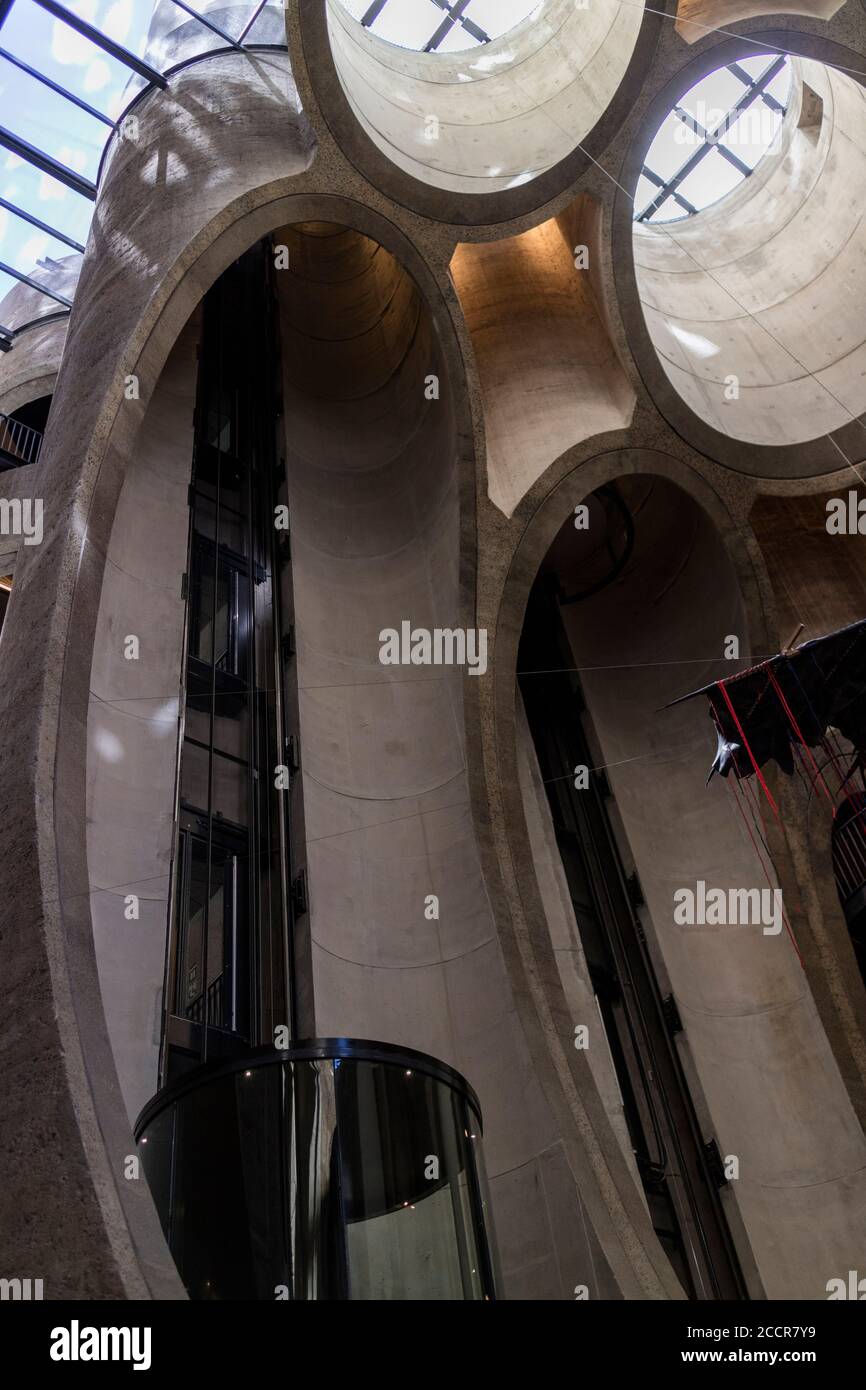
631, 55, 866, 451
337, 0, 541, 53
326, 0, 645, 196
635, 53, 792, 224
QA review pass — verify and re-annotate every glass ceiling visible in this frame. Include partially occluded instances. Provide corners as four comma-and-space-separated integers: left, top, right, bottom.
0, 0, 284, 342
635, 54, 792, 224
338, 0, 541, 54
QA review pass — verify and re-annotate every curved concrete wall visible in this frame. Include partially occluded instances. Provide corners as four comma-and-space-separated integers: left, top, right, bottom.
676, 0, 846, 40
633, 60, 866, 448
452, 197, 635, 516
325, 0, 644, 195
0, 255, 79, 414
277, 222, 673, 1299
0, 48, 314, 1299
86, 316, 198, 1125
556, 473, 866, 1298
144, 0, 285, 67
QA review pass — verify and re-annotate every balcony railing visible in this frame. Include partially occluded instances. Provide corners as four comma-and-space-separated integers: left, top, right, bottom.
0, 411, 43, 468
834, 796, 866, 916
136, 1038, 499, 1301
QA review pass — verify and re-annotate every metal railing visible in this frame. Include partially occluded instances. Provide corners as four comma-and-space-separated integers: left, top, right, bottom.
0, 410, 43, 466
833, 797, 866, 907
184, 972, 225, 1029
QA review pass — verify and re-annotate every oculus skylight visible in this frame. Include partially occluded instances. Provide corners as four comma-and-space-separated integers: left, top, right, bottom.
635, 54, 792, 224
338, 0, 541, 54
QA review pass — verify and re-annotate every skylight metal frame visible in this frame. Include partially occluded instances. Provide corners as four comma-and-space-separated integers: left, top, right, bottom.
0, 1, 287, 337
359, 0, 497, 51
0, 0, 287, 337
636, 54, 789, 224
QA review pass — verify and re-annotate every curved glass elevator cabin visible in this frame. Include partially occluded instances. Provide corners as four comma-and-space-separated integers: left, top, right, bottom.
136, 1039, 497, 1301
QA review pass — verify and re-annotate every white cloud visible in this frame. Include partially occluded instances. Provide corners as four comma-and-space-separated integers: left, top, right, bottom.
84, 58, 111, 92
19, 234, 50, 269
38, 173, 67, 202
104, 0, 133, 44
57, 146, 89, 174
51, 1, 99, 66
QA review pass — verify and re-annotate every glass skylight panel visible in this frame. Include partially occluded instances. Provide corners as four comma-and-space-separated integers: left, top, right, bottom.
0, 0, 285, 324
339, 0, 542, 52
435, 19, 481, 52
678, 66, 743, 126
674, 152, 744, 212
636, 54, 792, 224
1, 62, 106, 179
367, 0, 441, 49
718, 105, 784, 170
3, 1, 148, 122
0, 152, 93, 238
466, 0, 539, 42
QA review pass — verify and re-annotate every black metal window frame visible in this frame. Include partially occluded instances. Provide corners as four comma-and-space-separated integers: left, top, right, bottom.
0, 0, 282, 331
635, 54, 790, 223
359, 0, 500, 52
172, 815, 250, 1037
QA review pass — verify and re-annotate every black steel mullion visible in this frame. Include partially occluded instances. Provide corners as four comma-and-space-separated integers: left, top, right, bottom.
0, 194, 85, 252
638, 166, 698, 218
201, 290, 225, 1062
241, 299, 261, 1049
169, 0, 242, 49
0, 45, 116, 124
0, 124, 97, 199
361, 0, 388, 26
713, 55, 787, 141
238, 0, 269, 44
716, 143, 752, 178
426, 0, 472, 52
33, 0, 167, 87
673, 105, 707, 140
639, 140, 713, 221
0, 259, 72, 306
456, 15, 489, 44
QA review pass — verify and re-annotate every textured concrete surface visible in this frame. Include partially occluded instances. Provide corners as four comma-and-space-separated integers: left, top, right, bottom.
326, 0, 644, 195
86, 318, 198, 1125
634, 60, 866, 447
452, 202, 636, 515
0, 0, 864, 1303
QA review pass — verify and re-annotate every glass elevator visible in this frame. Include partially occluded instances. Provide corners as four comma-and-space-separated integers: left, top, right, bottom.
137, 241, 498, 1301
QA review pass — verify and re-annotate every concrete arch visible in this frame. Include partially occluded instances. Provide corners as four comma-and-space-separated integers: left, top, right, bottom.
0, 256, 79, 416
295, 0, 662, 226
0, 43, 680, 1302
613, 30, 866, 478
493, 447, 866, 1297
676, 0, 848, 42
0, 47, 317, 1301
451, 194, 637, 517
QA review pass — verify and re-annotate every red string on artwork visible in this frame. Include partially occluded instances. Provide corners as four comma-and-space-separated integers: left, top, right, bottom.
765, 668, 835, 807
725, 777, 804, 968
715, 679, 779, 818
